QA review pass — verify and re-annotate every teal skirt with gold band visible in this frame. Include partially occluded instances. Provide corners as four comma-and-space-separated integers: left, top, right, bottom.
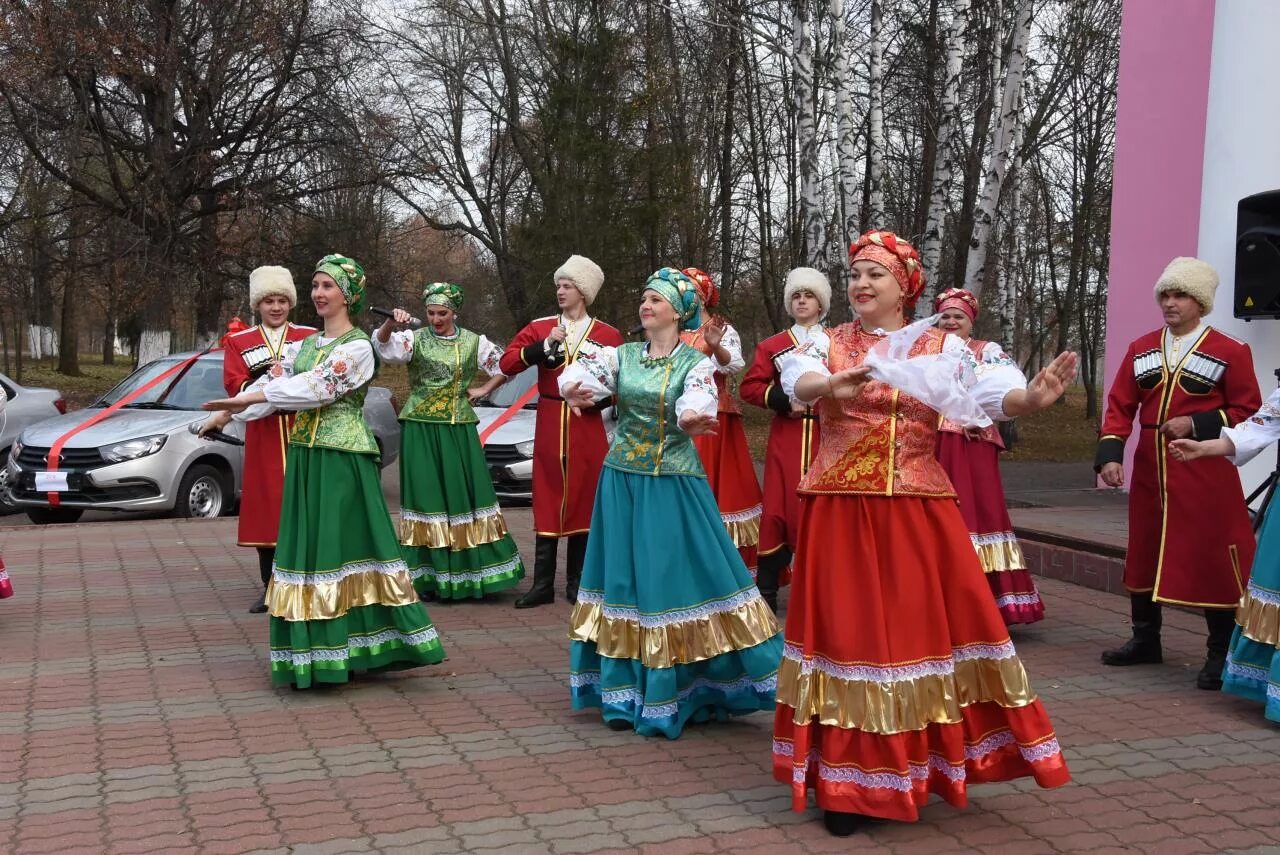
398, 420, 525, 600
268, 445, 445, 688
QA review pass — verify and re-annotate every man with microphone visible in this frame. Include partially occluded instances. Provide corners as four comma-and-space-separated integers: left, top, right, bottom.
499, 256, 623, 608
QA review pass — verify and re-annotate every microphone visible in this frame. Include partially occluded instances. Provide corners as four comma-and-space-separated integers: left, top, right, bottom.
188, 422, 246, 446
370, 306, 423, 330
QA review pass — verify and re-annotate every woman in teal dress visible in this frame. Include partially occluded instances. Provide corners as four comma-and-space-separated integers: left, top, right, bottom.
375, 283, 525, 601
559, 267, 783, 738
1172, 387, 1280, 722
203, 254, 445, 688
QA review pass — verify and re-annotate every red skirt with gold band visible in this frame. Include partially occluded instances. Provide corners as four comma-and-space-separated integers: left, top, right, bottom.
935, 431, 1043, 625
693, 411, 763, 574
772, 494, 1069, 821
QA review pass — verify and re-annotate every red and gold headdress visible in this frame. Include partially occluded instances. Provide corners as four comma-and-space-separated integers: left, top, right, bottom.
682, 267, 720, 309
933, 287, 979, 320
849, 230, 926, 309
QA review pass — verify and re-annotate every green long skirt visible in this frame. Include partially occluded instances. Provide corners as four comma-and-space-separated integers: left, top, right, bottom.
268, 445, 446, 688
398, 420, 525, 600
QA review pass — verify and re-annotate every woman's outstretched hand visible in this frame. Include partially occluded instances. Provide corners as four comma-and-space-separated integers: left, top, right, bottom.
679, 410, 719, 435
563, 381, 595, 416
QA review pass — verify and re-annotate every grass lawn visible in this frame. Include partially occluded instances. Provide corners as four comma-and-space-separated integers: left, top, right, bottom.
9, 354, 135, 411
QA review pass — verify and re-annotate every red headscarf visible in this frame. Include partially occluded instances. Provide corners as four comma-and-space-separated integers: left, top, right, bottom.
933, 287, 979, 320
849, 230, 926, 309
682, 267, 719, 309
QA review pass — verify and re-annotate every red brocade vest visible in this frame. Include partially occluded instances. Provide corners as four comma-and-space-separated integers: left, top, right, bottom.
799, 322, 956, 498
681, 320, 741, 415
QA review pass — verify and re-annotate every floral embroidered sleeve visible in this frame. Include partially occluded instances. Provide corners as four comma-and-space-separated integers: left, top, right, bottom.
780, 339, 831, 403
971, 339, 1027, 421
714, 323, 747, 374
263, 339, 376, 412
233, 340, 303, 421
1222, 387, 1280, 465
558, 345, 619, 402
674, 356, 719, 421
478, 335, 505, 378
373, 329, 415, 365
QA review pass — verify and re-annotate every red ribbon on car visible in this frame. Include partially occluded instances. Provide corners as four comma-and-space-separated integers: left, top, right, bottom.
477, 384, 539, 446
43, 348, 218, 507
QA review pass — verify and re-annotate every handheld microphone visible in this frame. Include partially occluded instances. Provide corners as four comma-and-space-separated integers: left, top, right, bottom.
370, 306, 423, 330
188, 422, 246, 446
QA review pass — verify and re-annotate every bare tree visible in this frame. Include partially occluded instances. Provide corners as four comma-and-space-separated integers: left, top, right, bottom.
919, 0, 971, 283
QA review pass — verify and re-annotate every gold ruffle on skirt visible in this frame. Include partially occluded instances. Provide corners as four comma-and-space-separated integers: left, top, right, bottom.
1238, 589, 1280, 646
267, 570, 419, 621
723, 515, 761, 548
777, 653, 1038, 734
398, 513, 508, 551
974, 537, 1027, 574
569, 597, 779, 669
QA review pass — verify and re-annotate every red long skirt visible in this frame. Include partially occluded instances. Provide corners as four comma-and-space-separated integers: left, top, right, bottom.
935, 431, 1044, 625
0, 556, 11, 599
772, 494, 1069, 822
693, 411, 763, 574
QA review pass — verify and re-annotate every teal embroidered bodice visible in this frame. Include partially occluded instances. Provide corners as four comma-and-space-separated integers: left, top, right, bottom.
288, 328, 379, 455
605, 342, 706, 477
401, 328, 480, 424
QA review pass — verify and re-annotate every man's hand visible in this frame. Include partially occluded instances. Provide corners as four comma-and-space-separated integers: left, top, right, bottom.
788, 400, 808, 419
1100, 462, 1124, 488
546, 325, 568, 349
1159, 416, 1193, 440
197, 410, 233, 437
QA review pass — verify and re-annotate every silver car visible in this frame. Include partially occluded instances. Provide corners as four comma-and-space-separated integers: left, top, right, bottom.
0, 372, 66, 515
7, 351, 401, 525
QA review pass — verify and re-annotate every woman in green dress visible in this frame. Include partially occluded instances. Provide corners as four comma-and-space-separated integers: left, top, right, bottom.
203, 254, 445, 688
375, 283, 526, 601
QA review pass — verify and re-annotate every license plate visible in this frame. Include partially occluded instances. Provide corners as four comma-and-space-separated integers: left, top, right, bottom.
35, 471, 71, 492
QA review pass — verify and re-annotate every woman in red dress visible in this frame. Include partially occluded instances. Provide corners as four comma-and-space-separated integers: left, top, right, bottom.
739, 267, 829, 611
680, 267, 763, 575
772, 231, 1075, 836
933, 288, 1044, 625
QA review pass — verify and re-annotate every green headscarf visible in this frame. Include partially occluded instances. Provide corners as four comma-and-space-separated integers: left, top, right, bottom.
644, 267, 702, 331
314, 254, 367, 316
422, 282, 464, 313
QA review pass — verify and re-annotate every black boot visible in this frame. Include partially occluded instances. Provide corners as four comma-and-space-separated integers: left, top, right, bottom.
565, 533, 588, 605
514, 536, 558, 609
1101, 593, 1163, 665
1197, 608, 1236, 690
250, 547, 273, 614
756, 548, 788, 613
823, 810, 867, 837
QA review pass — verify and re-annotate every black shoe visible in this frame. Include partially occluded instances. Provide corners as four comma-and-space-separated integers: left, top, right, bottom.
756, 549, 787, 615
514, 587, 555, 609
606, 719, 631, 732
822, 810, 867, 837
1196, 652, 1226, 690
1198, 608, 1234, 690
1100, 637, 1163, 666
564, 533, 588, 605
248, 593, 268, 614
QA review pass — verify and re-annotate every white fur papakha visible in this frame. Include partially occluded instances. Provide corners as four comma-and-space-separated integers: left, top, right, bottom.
1154, 256, 1218, 314
553, 255, 605, 305
783, 267, 831, 319
249, 265, 297, 310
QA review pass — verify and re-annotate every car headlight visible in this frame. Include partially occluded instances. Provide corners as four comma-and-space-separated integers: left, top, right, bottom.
514, 439, 535, 458
102, 435, 167, 463
9, 438, 22, 460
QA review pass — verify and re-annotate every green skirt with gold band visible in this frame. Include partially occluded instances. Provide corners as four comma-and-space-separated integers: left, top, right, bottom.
268, 445, 445, 688
398, 420, 525, 600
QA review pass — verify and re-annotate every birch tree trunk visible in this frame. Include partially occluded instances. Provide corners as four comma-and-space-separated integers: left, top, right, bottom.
794, 0, 825, 267
964, 0, 1033, 296
832, 0, 860, 260
919, 0, 971, 285
998, 167, 1020, 349
867, 0, 886, 227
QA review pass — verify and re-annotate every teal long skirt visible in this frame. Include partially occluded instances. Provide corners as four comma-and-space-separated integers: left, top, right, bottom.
1223, 500, 1280, 722
269, 445, 446, 688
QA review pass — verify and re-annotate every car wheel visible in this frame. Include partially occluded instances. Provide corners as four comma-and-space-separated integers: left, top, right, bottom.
0, 451, 19, 516
25, 506, 85, 525
175, 464, 227, 519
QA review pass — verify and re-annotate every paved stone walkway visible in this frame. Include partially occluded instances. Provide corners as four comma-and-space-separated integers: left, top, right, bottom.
3, 512, 1280, 855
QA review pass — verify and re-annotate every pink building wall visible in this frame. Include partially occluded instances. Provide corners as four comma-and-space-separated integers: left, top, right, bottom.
1102, 0, 1217, 483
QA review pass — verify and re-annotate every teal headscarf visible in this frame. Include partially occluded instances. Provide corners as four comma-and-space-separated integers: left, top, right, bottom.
644, 267, 702, 331
422, 282, 464, 312
314, 254, 367, 316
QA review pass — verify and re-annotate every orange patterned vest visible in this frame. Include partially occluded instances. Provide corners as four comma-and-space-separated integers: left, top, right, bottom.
798, 322, 956, 497
681, 320, 742, 415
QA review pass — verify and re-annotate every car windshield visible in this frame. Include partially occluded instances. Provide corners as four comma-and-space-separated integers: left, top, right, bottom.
95, 355, 227, 411
485, 366, 538, 409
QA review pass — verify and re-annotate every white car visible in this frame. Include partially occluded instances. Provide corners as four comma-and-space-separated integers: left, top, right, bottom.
0, 372, 66, 516
475, 366, 615, 500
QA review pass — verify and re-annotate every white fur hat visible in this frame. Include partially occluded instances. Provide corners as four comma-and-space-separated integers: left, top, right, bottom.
784, 267, 832, 319
249, 265, 297, 310
553, 255, 604, 305
1154, 257, 1218, 314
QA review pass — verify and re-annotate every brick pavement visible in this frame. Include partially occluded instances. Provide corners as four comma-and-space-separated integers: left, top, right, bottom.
3, 512, 1280, 855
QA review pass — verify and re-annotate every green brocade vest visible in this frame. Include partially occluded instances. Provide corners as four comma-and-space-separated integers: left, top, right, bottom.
288, 329, 379, 455
400, 328, 481, 424
605, 342, 706, 478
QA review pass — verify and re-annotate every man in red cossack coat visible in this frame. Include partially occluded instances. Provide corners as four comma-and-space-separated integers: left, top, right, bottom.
221, 266, 314, 612
739, 267, 829, 611
1096, 256, 1260, 689
500, 255, 623, 608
